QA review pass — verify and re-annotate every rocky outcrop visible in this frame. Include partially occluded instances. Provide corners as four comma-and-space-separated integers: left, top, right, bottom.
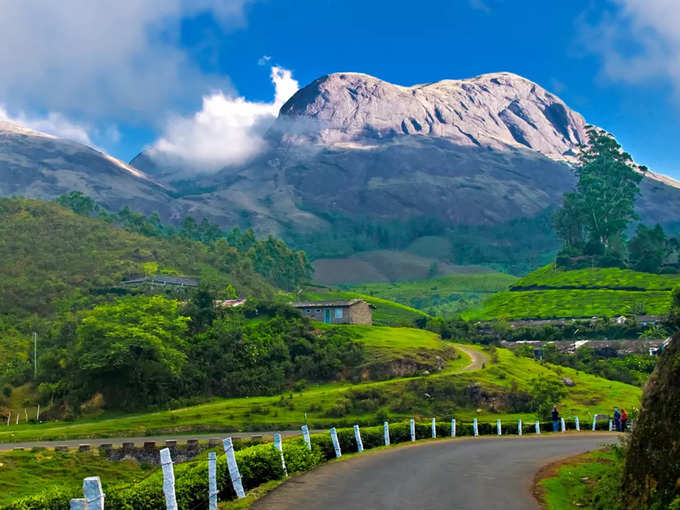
278, 72, 587, 163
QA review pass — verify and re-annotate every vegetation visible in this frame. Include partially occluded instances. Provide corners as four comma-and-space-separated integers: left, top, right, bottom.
0, 345, 641, 443
464, 265, 680, 320
538, 449, 624, 510
344, 271, 517, 316
0, 449, 155, 506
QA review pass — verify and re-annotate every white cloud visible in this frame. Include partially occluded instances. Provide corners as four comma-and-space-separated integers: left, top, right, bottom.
148, 66, 299, 172
0, 107, 93, 146
583, 0, 680, 97
0, 1, 252, 123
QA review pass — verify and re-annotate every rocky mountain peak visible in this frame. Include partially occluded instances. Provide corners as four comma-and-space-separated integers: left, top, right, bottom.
278, 71, 588, 163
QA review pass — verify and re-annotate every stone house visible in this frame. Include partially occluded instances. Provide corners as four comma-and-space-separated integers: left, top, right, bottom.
291, 299, 374, 325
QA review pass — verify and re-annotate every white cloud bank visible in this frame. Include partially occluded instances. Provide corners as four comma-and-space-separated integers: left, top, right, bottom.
0, 107, 93, 146
584, 0, 680, 98
0, 1, 252, 123
148, 66, 299, 171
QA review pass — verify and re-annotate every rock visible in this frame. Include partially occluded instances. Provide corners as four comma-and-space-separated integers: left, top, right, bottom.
562, 377, 575, 387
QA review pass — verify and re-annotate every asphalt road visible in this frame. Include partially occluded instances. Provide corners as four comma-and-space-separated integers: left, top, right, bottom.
253, 434, 619, 510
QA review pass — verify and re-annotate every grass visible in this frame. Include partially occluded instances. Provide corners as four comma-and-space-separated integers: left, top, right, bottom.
0, 449, 155, 505
299, 289, 430, 325
513, 265, 680, 291
0, 341, 641, 443
464, 265, 679, 320
344, 272, 517, 316
538, 449, 617, 510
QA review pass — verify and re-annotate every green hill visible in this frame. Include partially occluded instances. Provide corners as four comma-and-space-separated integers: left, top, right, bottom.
345, 271, 517, 316
463, 265, 679, 320
0, 338, 642, 443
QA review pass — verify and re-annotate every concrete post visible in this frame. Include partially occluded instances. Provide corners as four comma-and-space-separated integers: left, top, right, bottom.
223, 438, 246, 499
274, 433, 287, 476
70, 499, 87, 510
431, 418, 436, 439
301, 425, 311, 450
575, 416, 580, 431
497, 419, 502, 436
160, 448, 177, 510
353, 425, 363, 452
330, 428, 342, 458
410, 419, 416, 442
518, 419, 522, 436
451, 419, 456, 438
561, 417, 566, 433
535, 421, 541, 435
592, 415, 597, 431
473, 418, 479, 437
83, 476, 104, 510
384, 421, 390, 446
208, 452, 218, 510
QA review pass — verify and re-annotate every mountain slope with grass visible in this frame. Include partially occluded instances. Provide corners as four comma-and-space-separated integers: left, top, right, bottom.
462, 265, 678, 320
345, 271, 517, 316
0, 339, 641, 443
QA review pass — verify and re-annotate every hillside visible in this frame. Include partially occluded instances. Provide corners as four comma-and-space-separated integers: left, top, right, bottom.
463, 265, 678, 320
0, 340, 641, 442
0, 198, 275, 319
345, 271, 517, 316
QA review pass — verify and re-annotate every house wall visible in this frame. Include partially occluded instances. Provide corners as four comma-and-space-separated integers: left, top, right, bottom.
348, 302, 373, 325
298, 306, 351, 324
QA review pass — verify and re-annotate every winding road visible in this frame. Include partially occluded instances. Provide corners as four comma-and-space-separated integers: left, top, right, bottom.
253, 434, 619, 510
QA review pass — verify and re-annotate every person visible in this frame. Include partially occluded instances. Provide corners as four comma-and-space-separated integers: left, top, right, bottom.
552, 406, 560, 432
621, 409, 628, 431
613, 407, 621, 432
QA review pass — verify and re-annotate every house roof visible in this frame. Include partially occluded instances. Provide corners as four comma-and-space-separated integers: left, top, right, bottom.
291, 299, 365, 308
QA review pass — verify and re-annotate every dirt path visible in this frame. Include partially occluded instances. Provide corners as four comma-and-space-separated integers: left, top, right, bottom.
455, 344, 490, 371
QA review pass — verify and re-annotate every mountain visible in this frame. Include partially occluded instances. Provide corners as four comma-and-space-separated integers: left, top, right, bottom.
3, 72, 680, 280
132, 71, 680, 277
0, 119, 181, 218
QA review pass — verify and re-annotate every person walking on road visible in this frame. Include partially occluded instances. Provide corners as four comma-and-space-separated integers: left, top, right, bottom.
613, 408, 621, 432
551, 407, 560, 432
621, 409, 628, 431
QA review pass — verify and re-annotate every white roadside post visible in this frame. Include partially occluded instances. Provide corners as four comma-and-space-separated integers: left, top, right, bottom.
274, 433, 288, 476
208, 452, 218, 510
410, 419, 416, 442
223, 438, 246, 499
497, 419, 502, 437
301, 425, 312, 450
535, 421, 541, 435
575, 416, 580, 431
160, 448, 177, 510
451, 418, 456, 438
353, 425, 364, 453
384, 421, 390, 446
36, 404, 40, 422
330, 428, 342, 458
431, 418, 436, 439
70, 499, 86, 510
609, 419, 613, 432
473, 418, 479, 437
518, 419, 523, 436
561, 417, 566, 432
592, 415, 597, 431
83, 476, 105, 510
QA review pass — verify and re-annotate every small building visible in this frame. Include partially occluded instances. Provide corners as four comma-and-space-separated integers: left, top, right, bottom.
122, 275, 199, 288
290, 299, 374, 325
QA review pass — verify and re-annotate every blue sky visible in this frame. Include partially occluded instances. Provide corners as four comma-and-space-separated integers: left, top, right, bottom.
1, 0, 679, 178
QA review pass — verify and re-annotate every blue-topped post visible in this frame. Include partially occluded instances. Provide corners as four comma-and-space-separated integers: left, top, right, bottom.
160, 449, 177, 510
432, 418, 436, 439
497, 419, 502, 436
575, 416, 580, 431
274, 433, 287, 476
223, 438, 246, 499
384, 421, 390, 446
518, 419, 522, 436
410, 419, 416, 442
330, 428, 342, 457
208, 452, 218, 510
301, 425, 311, 450
535, 421, 541, 435
451, 418, 456, 438
561, 417, 566, 432
473, 418, 479, 437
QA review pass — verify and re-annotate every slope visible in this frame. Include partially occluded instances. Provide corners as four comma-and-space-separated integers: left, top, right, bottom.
463, 265, 678, 320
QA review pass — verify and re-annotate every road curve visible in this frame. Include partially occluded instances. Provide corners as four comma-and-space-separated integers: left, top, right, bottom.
253, 434, 619, 510
454, 344, 489, 371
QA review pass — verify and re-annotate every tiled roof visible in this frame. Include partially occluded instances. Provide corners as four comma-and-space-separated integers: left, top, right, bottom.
291, 299, 363, 308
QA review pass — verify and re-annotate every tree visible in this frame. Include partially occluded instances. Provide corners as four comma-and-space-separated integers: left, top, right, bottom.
554, 129, 642, 260
530, 376, 566, 420
628, 224, 667, 273
72, 295, 189, 409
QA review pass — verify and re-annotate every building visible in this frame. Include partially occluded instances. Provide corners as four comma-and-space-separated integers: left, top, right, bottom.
290, 299, 374, 325
122, 275, 199, 288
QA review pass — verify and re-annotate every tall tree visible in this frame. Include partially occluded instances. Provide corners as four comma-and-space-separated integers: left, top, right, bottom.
555, 128, 643, 259
628, 224, 667, 273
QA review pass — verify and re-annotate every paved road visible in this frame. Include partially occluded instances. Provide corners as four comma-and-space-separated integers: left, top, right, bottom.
455, 344, 489, 371
254, 434, 619, 510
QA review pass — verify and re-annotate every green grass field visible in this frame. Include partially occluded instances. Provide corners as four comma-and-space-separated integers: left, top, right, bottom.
0, 449, 154, 505
344, 272, 517, 316
0, 339, 641, 443
538, 450, 617, 510
463, 265, 679, 320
